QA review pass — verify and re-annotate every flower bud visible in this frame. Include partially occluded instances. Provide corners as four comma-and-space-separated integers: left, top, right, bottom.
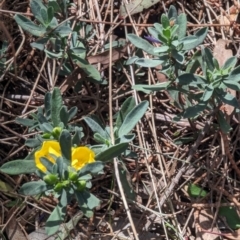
42, 133, 52, 139
52, 127, 62, 139
68, 171, 78, 182
76, 180, 86, 192
43, 174, 59, 185
62, 180, 70, 188
54, 183, 63, 192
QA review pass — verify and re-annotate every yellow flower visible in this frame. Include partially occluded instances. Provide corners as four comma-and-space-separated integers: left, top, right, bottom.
35, 141, 61, 172
35, 141, 95, 172
71, 147, 95, 171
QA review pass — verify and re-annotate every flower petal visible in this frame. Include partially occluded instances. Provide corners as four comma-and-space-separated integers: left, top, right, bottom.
71, 147, 95, 171
35, 141, 61, 172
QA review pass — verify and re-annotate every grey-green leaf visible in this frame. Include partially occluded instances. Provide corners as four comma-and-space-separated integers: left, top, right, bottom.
132, 82, 170, 93
182, 27, 208, 51
95, 143, 128, 161
19, 181, 47, 195
78, 161, 104, 176
217, 111, 232, 133
177, 73, 207, 86
51, 87, 62, 127
134, 58, 164, 67
59, 130, 72, 161
177, 13, 187, 39
118, 101, 148, 137
15, 117, 36, 127
83, 116, 109, 139
116, 97, 136, 129
127, 34, 156, 55
202, 84, 214, 102
30, 0, 47, 24
0, 160, 37, 174
222, 56, 237, 70
45, 204, 66, 235
14, 14, 46, 37
182, 104, 206, 118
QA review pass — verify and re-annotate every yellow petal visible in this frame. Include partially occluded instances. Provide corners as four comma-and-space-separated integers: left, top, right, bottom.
71, 147, 95, 171
35, 141, 61, 172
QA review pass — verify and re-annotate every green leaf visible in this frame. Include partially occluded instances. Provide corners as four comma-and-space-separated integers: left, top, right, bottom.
48, 0, 61, 12
119, 162, 135, 200
182, 27, 208, 51
25, 138, 41, 148
162, 28, 171, 39
45, 50, 64, 59
59, 130, 72, 161
14, 14, 46, 37
201, 47, 215, 72
72, 127, 84, 146
148, 27, 160, 40
171, 49, 184, 64
75, 191, 100, 210
15, 117, 36, 127
51, 87, 62, 127
44, 92, 52, 118
218, 92, 239, 108
78, 161, 104, 176
47, 6, 54, 24
83, 116, 109, 139
56, 156, 67, 177
72, 56, 102, 82
168, 5, 177, 20
177, 73, 207, 86
54, 25, 72, 37
182, 103, 206, 118
127, 34, 156, 55
37, 112, 48, 124
31, 37, 49, 50
115, 134, 135, 144
177, 13, 187, 39
180, 35, 198, 51
202, 84, 214, 102
45, 190, 67, 235
223, 79, 240, 91
30, 0, 47, 24
132, 82, 170, 93
55, 212, 83, 240
222, 56, 237, 70
94, 133, 107, 144
188, 184, 208, 198
126, 56, 139, 65
161, 14, 170, 28
219, 206, 240, 230
40, 8, 48, 25
95, 143, 128, 161
213, 58, 220, 70
118, 101, 148, 137
116, 97, 136, 129
153, 46, 169, 53
0, 160, 37, 174
227, 65, 240, 82
186, 50, 201, 73
68, 106, 78, 121
40, 157, 55, 172
135, 58, 164, 67
60, 106, 68, 127
19, 181, 47, 195
217, 110, 232, 133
